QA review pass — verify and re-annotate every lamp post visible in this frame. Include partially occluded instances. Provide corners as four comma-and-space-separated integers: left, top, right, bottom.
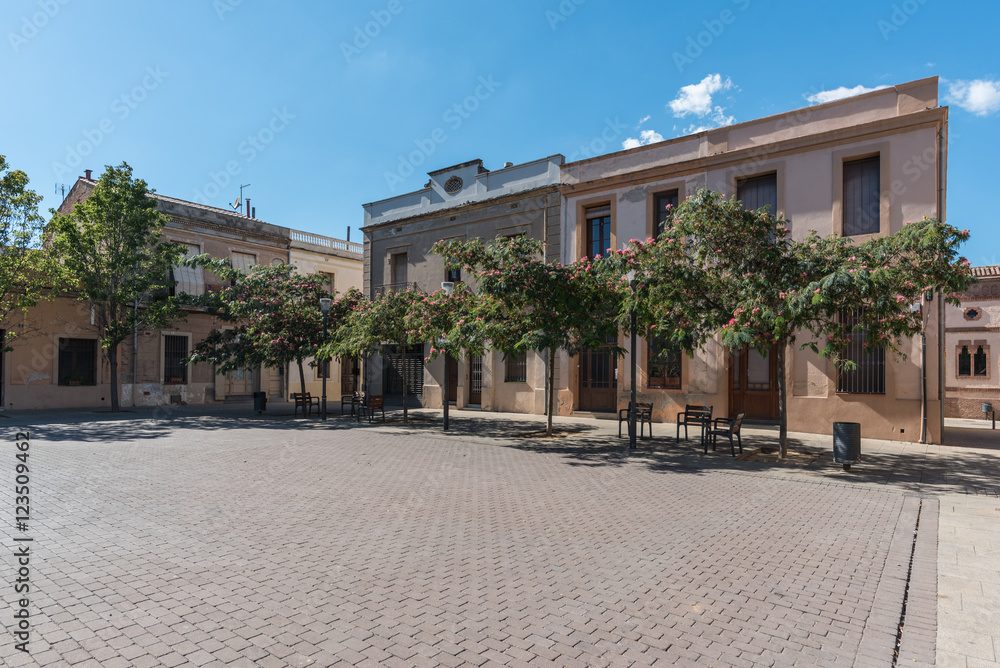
320, 297, 332, 421
627, 270, 637, 450
440, 282, 455, 431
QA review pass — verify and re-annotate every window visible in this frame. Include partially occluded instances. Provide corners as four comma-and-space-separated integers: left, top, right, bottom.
504, 352, 527, 383
974, 346, 987, 377
737, 173, 777, 216
231, 251, 257, 272
316, 359, 331, 380
648, 335, 681, 389
843, 156, 880, 236
58, 338, 97, 386
321, 272, 335, 294
170, 243, 204, 296
653, 190, 679, 236
391, 253, 408, 286
958, 346, 972, 377
837, 310, 885, 394
164, 335, 188, 384
586, 204, 611, 259
446, 266, 461, 283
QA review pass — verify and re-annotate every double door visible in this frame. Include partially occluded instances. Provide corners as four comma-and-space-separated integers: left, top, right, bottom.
728, 346, 779, 420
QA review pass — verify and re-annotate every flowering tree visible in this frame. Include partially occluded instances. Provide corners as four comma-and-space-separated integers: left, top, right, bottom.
433, 235, 623, 436
630, 189, 973, 456
185, 260, 341, 395
323, 288, 423, 423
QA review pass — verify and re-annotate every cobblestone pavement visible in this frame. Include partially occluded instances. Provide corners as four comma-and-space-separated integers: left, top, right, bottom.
0, 410, 969, 666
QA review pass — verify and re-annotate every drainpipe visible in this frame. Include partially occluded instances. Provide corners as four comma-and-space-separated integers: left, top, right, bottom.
936, 120, 947, 444
543, 199, 549, 416
920, 308, 927, 444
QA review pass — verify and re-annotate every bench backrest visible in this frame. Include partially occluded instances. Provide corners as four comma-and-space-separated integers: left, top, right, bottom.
368, 395, 385, 409
685, 404, 712, 417
731, 412, 746, 433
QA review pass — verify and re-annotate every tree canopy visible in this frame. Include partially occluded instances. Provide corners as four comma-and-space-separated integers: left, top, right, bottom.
0, 155, 58, 352
48, 162, 185, 411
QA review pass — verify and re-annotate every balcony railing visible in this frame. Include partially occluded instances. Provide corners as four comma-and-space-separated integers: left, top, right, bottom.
371, 282, 418, 299
289, 230, 363, 254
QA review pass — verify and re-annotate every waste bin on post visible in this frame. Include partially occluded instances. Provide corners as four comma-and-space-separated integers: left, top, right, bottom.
833, 421, 861, 471
252, 391, 267, 414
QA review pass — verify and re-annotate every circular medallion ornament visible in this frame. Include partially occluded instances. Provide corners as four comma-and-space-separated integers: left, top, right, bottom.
444, 176, 463, 194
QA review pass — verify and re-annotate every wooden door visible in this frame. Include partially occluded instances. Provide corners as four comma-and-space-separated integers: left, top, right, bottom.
446, 354, 458, 403
729, 346, 779, 420
340, 357, 359, 396
469, 354, 482, 405
226, 367, 255, 396
579, 345, 617, 413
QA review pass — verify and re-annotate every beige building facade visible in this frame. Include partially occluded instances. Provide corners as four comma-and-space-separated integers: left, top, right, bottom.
945, 265, 1000, 419
362, 156, 564, 411
560, 76, 947, 442
0, 177, 361, 411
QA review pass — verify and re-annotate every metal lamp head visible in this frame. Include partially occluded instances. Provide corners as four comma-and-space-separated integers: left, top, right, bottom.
319, 297, 332, 314
441, 281, 455, 294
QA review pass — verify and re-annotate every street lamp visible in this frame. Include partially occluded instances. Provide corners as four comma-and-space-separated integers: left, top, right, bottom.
627, 270, 638, 450
319, 297, 332, 421
441, 281, 454, 431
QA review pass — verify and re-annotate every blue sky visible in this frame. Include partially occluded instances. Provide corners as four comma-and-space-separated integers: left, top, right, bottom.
2, 0, 998, 264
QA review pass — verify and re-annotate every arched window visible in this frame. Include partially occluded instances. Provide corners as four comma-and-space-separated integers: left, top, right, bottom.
958, 346, 971, 377
974, 346, 987, 377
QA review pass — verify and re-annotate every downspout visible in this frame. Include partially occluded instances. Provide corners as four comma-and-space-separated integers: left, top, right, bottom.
936, 120, 947, 444
543, 199, 549, 416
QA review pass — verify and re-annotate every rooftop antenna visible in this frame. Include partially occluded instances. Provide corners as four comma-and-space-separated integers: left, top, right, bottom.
54, 183, 67, 199
233, 183, 250, 213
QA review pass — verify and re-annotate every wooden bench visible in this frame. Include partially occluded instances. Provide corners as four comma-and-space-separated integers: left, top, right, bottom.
706, 412, 746, 456
341, 391, 364, 416
618, 402, 653, 439
357, 394, 385, 423
291, 392, 319, 418
676, 404, 712, 443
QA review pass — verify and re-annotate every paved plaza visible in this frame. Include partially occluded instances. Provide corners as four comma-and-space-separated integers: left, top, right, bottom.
1, 405, 998, 667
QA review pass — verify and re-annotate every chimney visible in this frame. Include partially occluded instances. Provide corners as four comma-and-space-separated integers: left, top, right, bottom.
347, 226, 351, 242
85, 169, 92, 180
251, 206, 255, 219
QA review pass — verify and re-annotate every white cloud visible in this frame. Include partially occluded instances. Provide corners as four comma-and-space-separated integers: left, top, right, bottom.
805, 84, 890, 105
638, 115, 651, 125
944, 79, 1000, 116
669, 74, 733, 117
622, 129, 665, 150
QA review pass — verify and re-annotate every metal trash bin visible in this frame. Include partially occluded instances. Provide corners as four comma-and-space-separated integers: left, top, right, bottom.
252, 391, 267, 414
833, 422, 861, 471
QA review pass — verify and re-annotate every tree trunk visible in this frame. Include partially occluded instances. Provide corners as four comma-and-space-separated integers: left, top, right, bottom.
297, 359, 306, 395
108, 342, 120, 412
777, 339, 788, 458
547, 348, 556, 437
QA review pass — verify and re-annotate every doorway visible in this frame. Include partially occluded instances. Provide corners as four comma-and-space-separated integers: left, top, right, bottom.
469, 354, 482, 405
341, 356, 359, 396
446, 354, 458, 404
729, 346, 779, 420
579, 339, 617, 413
226, 367, 255, 397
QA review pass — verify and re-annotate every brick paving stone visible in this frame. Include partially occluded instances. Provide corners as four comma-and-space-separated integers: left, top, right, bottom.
0, 411, 973, 667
